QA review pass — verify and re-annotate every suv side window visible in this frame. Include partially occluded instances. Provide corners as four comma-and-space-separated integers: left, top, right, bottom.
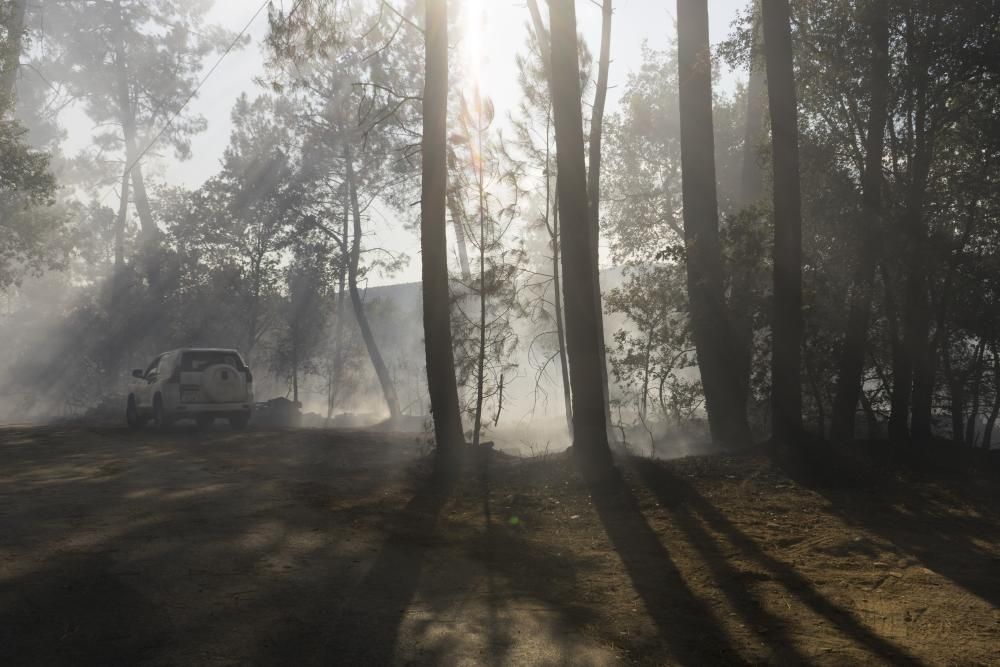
144, 356, 162, 380
159, 352, 176, 377
181, 351, 246, 371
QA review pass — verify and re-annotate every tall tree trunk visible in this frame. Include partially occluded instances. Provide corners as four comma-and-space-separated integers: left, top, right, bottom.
0, 0, 27, 109
738, 6, 767, 210
421, 0, 465, 467
131, 163, 164, 298
526, 0, 550, 68
914, 209, 975, 445
731, 6, 767, 414
887, 277, 911, 444
326, 191, 350, 422
762, 0, 804, 443
804, 336, 826, 436
246, 252, 264, 362
676, 0, 751, 446
446, 146, 472, 281
896, 11, 938, 448
965, 339, 987, 447
640, 330, 654, 421
528, 0, 571, 432
552, 188, 573, 432
330, 186, 350, 419
808, 366, 826, 437
291, 338, 300, 404
548, 0, 614, 475
345, 145, 401, 420
112, 0, 160, 293
942, 339, 965, 444
587, 0, 614, 439
108, 168, 131, 387
829, 0, 890, 441
901, 144, 934, 447
982, 342, 1000, 449
130, 163, 157, 242
112, 169, 131, 301
325, 370, 337, 421
471, 118, 487, 448
860, 390, 880, 439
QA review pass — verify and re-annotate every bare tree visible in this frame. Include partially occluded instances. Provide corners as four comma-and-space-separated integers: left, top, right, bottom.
548, 0, 614, 475
830, 0, 890, 441
513, 10, 571, 429
676, 0, 751, 445
731, 4, 766, 412
982, 344, 1000, 448
762, 0, 804, 443
346, 145, 401, 420
532, 0, 613, 434
421, 0, 465, 469
0, 0, 27, 106
446, 146, 473, 281
325, 185, 351, 420
588, 0, 614, 438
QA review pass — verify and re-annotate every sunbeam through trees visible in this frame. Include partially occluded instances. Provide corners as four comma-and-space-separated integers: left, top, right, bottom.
1, 0, 999, 664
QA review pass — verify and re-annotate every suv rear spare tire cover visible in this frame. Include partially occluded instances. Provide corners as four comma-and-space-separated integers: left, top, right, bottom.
201, 364, 247, 403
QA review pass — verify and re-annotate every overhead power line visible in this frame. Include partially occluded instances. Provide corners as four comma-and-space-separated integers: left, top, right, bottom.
98, 0, 273, 205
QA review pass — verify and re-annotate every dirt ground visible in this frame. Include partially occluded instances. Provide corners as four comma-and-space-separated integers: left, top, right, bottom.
0, 424, 998, 666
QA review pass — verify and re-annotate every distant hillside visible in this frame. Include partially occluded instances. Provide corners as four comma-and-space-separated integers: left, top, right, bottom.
340, 266, 637, 423
362, 265, 631, 310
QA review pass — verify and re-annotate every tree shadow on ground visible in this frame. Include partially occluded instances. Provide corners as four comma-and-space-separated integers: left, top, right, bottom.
631, 458, 923, 666
779, 442, 1000, 611
397, 456, 604, 666
583, 465, 749, 665
479, 459, 509, 667
1, 427, 613, 666
320, 475, 451, 664
0, 425, 430, 666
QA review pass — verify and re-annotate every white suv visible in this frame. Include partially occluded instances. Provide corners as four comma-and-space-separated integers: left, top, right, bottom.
126, 348, 254, 430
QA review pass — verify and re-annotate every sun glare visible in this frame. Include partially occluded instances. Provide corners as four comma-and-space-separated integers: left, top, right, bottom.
461, 0, 488, 97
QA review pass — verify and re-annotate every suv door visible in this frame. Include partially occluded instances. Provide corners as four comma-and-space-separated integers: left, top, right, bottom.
136, 355, 162, 409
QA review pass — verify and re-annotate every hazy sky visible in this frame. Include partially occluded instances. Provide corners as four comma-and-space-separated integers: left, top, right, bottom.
63, 0, 750, 285
175, 0, 747, 187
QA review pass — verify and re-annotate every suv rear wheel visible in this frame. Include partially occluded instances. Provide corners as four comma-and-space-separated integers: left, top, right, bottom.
126, 397, 145, 429
229, 414, 250, 431
153, 396, 172, 431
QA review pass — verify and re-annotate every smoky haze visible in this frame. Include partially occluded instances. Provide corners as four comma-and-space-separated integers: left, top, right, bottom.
2, 0, 997, 455
0, 0, 742, 461
2, 1, 1000, 665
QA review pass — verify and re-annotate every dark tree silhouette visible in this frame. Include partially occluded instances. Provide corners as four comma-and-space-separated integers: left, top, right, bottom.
732, 6, 766, 413
346, 145, 401, 420
762, 0, 804, 443
0, 0, 27, 105
548, 0, 614, 475
421, 0, 465, 470
676, 0, 751, 446
830, 0, 890, 441
588, 0, 614, 438
515, 8, 573, 430
893, 12, 942, 448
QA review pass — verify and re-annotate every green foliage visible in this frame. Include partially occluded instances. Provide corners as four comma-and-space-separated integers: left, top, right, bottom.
4, 0, 1000, 445
450, 90, 529, 434
0, 3, 66, 290
718, 0, 1000, 437
605, 265, 702, 423
271, 241, 334, 394
38, 0, 238, 161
